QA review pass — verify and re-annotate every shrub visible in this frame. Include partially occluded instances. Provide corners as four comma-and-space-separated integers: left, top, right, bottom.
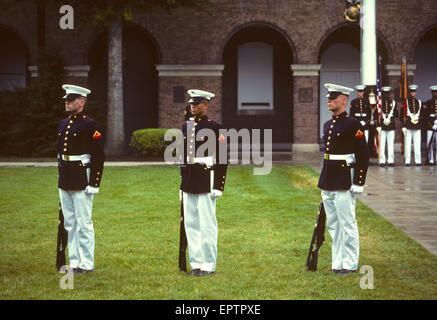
130, 128, 179, 158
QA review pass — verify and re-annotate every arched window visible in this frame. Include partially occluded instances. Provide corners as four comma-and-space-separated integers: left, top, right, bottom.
0, 27, 28, 90
238, 42, 273, 110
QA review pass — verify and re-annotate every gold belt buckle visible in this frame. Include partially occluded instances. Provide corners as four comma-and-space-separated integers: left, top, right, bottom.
64, 155, 69, 161
324, 154, 329, 160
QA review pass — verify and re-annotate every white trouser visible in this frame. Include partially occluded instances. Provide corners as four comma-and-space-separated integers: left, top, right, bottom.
321, 189, 359, 271
404, 129, 422, 164
183, 192, 217, 272
364, 130, 369, 144
380, 130, 395, 164
59, 189, 95, 270
427, 131, 437, 163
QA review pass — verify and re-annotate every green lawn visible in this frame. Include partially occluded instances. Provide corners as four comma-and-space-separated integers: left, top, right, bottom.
0, 166, 436, 299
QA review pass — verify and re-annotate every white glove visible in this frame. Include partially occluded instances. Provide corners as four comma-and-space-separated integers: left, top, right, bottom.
210, 189, 223, 199
179, 189, 183, 201
85, 185, 99, 194
80, 154, 91, 166
402, 127, 406, 134
350, 184, 364, 194
360, 121, 366, 127
376, 127, 381, 134
433, 120, 437, 131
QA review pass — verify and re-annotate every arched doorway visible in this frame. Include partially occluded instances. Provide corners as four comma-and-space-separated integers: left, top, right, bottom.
88, 24, 159, 146
222, 24, 294, 149
414, 27, 437, 102
318, 25, 389, 140
0, 26, 29, 90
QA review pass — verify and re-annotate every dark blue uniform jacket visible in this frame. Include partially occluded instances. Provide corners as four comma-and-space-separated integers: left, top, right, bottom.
58, 112, 105, 190
180, 115, 227, 194
318, 112, 369, 191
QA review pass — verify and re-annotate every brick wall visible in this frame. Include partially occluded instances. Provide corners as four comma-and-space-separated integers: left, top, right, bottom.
158, 76, 222, 129
3, 0, 437, 147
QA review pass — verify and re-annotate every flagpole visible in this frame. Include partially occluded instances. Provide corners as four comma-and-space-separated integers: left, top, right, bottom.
361, 0, 378, 159
376, 55, 383, 162
400, 56, 408, 161
361, 0, 377, 88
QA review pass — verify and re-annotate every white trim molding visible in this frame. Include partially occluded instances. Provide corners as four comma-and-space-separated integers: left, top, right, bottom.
156, 65, 225, 77
290, 64, 322, 77
28, 65, 91, 78
385, 64, 416, 77
28, 66, 38, 78
64, 65, 91, 77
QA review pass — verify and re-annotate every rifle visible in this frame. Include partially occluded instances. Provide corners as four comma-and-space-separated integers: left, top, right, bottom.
179, 196, 188, 272
426, 130, 437, 166
306, 201, 326, 271
56, 203, 68, 271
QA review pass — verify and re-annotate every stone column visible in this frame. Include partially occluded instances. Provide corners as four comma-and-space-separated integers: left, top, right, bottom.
155, 65, 224, 129
28, 65, 90, 86
290, 64, 321, 158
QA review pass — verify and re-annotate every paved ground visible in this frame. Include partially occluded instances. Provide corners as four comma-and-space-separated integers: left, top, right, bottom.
358, 164, 437, 256
1, 152, 436, 256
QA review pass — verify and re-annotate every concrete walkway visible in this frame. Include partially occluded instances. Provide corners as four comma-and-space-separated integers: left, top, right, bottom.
1, 153, 436, 256
357, 165, 437, 256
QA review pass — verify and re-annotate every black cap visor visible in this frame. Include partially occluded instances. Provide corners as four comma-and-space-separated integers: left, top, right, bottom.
327, 91, 342, 100
64, 93, 82, 102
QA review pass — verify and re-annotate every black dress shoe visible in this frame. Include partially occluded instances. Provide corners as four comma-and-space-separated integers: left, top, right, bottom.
196, 270, 215, 277
338, 269, 357, 275
388, 163, 395, 167
379, 163, 385, 167
416, 164, 422, 167
187, 269, 200, 275
74, 268, 93, 274
330, 269, 341, 274
405, 164, 411, 167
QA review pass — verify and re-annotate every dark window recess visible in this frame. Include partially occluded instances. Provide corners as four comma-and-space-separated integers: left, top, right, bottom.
173, 86, 185, 103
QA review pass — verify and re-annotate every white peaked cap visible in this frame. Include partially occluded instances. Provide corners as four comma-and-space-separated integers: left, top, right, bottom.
324, 83, 354, 97
187, 89, 215, 103
62, 84, 91, 98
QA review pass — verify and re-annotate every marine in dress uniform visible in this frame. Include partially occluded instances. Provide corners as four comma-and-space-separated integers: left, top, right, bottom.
424, 86, 437, 165
350, 85, 371, 143
318, 83, 369, 275
180, 89, 227, 277
401, 85, 423, 166
376, 87, 398, 167
58, 84, 105, 274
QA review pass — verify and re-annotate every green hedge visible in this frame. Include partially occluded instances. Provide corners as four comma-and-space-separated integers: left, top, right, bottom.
130, 128, 180, 157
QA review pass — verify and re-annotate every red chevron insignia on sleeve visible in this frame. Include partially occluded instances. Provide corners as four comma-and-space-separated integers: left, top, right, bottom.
355, 129, 364, 139
93, 130, 102, 140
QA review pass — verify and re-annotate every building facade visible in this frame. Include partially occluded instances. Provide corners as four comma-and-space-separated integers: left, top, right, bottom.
1, 0, 437, 153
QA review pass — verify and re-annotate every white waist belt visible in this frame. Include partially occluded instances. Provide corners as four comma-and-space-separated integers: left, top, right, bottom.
187, 156, 214, 167
354, 113, 367, 117
324, 153, 355, 162
62, 154, 90, 161
194, 156, 214, 168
